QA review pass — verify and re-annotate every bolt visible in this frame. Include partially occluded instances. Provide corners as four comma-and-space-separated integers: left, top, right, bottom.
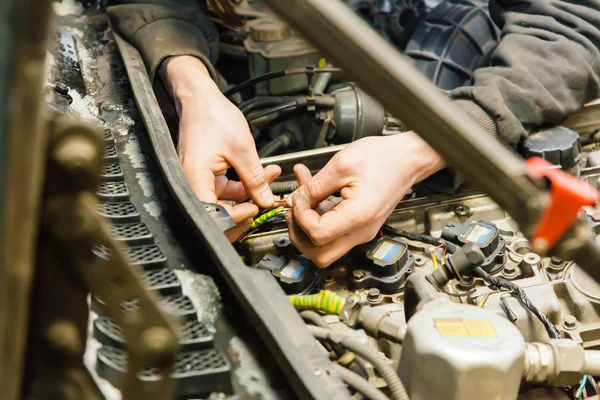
551, 256, 563, 265
453, 204, 470, 217
53, 135, 99, 178
592, 212, 600, 222
54, 82, 69, 95
46, 321, 82, 360
352, 269, 366, 281
140, 326, 178, 369
563, 315, 577, 330
324, 273, 334, 283
504, 264, 516, 274
367, 288, 381, 302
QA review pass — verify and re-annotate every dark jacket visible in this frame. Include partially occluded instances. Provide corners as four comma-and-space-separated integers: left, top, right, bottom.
107, 0, 600, 147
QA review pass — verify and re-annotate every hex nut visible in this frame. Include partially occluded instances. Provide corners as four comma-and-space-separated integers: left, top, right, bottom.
563, 315, 577, 330
367, 288, 381, 302
352, 269, 366, 281
548, 339, 585, 386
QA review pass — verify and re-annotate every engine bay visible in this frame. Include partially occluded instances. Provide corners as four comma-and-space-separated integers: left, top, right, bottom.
45, 0, 600, 399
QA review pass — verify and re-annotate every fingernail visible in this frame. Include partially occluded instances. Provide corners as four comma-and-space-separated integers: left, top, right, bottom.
261, 190, 274, 206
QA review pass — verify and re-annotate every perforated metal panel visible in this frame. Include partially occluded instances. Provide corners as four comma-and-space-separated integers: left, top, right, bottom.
92, 294, 196, 321
97, 182, 129, 202
127, 244, 166, 269
101, 163, 124, 182
94, 317, 213, 351
103, 128, 114, 142
142, 268, 181, 295
97, 202, 140, 223
107, 222, 153, 246
96, 346, 232, 397
92, 244, 165, 269
104, 145, 118, 161
123, 294, 196, 320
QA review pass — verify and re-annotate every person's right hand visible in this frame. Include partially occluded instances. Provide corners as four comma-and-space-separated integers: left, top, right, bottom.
160, 56, 280, 241
285, 132, 445, 267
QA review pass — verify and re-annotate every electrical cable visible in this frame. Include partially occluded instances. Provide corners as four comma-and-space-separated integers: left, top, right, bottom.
332, 363, 390, 400
223, 67, 342, 98
289, 290, 346, 315
246, 101, 298, 123
306, 325, 409, 400
299, 310, 369, 380
472, 267, 561, 339
239, 96, 287, 115
382, 225, 460, 253
382, 225, 562, 339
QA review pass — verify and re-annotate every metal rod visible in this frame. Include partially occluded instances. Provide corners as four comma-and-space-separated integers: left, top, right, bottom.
261, 0, 545, 232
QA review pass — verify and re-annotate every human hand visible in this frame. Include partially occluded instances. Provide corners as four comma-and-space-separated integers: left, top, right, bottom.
285, 132, 445, 267
160, 56, 280, 241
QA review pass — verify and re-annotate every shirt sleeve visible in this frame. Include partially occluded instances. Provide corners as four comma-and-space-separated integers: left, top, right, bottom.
106, 0, 219, 82
450, 0, 600, 147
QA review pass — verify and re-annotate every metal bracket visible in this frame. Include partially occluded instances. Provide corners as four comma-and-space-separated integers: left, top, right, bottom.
41, 115, 180, 399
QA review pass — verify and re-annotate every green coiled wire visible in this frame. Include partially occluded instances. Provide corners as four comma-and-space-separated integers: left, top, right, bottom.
250, 207, 287, 230
288, 290, 346, 315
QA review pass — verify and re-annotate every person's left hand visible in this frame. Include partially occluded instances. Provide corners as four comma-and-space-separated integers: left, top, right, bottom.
285, 132, 445, 268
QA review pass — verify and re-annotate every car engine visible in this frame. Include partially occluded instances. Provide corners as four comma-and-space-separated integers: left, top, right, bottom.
43, 0, 600, 399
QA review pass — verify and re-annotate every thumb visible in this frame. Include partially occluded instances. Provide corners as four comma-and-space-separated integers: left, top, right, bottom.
290, 160, 343, 208
229, 144, 277, 208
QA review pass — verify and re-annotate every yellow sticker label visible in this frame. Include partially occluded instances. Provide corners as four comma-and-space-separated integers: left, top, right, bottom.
435, 318, 497, 338
318, 58, 327, 68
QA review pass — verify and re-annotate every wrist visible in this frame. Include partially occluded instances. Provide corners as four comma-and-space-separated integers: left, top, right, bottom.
391, 131, 446, 184
160, 56, 220, 115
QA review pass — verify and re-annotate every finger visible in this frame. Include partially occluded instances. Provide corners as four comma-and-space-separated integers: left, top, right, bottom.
292, 192, 367, 246
225, 218, 252, 243
288, 161, 345, 208
315, 199, 337, 215
286, 212, 367, 268
215, 175, 246, 202
217, 165, 282, 202
218, 201, 259, 224
294, 164, 312, 186
229, 145, 278, 208
185, 166, 219, 203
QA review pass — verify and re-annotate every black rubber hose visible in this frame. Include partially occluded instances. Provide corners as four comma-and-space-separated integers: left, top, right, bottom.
239, 96, 286, 115
258, 135, 291, 158
247, 101, 298, 123
307, 325, 410, 400
269, 180, 299, 195
223, 67, 342, 98
332, 363, 390, 400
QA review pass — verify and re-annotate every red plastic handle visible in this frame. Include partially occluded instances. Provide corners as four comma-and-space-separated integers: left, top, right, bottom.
527, 157, 599, 251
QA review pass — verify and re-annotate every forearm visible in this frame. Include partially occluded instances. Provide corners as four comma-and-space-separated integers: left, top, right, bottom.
106, 1, 218, 82
451, 0, 600, 147
159, 55, 220, 117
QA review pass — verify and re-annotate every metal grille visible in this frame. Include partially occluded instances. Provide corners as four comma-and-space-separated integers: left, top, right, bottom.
103, 128, 114, 142
97, 202, 140, 223
121, 295, 196, 321
107, 222, 153, 246
97, 182, 129, 202
92, 244, 166, 269
101, 163, 124, 182
94, 317, 212, 351
104, 145, 118, 161
142, 268, 181, 295
96, 346, 232, 396
128, 245, 166, 269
